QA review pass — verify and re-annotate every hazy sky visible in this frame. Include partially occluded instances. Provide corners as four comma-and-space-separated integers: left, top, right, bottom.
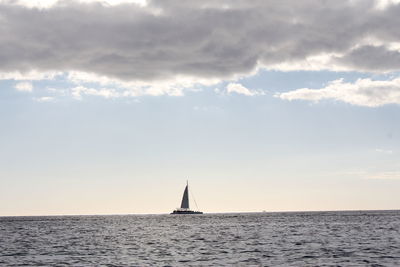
1, 0, 399, 216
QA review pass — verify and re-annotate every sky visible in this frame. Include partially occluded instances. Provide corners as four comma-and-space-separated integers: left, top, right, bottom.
0, 0, 399, 216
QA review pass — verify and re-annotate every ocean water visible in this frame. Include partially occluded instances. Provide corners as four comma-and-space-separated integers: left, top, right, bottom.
0, 210, 399, 266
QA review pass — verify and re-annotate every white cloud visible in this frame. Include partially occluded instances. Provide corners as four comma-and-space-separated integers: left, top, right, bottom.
0, 71, 60, 81
375, 148, 394, 154
67, 72, 195, 97
0, 70, 207, 98
15, 82, 33, 92
34, 96, 55, 102
226, 83, 256, 96
220, 83, 263, 96
71, 86, 121, 100
277, 77, 400, 107
70, 84, 185, 100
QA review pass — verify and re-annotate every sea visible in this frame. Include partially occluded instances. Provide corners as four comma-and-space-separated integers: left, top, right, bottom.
0, 210, 399, 266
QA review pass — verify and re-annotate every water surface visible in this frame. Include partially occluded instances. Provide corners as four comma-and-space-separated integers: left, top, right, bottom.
1, 210, 399, 266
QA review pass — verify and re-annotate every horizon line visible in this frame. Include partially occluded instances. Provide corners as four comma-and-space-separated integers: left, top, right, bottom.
1, 208, 399, 218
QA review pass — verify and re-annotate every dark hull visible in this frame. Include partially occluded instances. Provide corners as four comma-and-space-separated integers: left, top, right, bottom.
171, 210, 203, 214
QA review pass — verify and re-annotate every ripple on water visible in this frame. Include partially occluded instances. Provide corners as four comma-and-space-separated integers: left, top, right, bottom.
0, 211, 399, 266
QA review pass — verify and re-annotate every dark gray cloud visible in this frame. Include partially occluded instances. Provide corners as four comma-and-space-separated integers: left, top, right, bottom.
335, 45, 400, 71
1, 0, 400, 83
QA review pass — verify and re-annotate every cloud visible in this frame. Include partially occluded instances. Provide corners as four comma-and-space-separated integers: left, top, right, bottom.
0, 71, 60, 81
15, 82, 33, 92
335, 45, 400, 73
68, 83, 185, 100
0, 0, 400, 92
67, 72, 189, 97
375, 148, 394, 154
0, 0, 146, 9
71, 86, 121, 100
34, 96, 55, 102
277, 77, 400, 107
224, 83, 261, 96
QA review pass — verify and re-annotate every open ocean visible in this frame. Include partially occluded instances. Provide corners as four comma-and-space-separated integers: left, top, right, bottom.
0, 210, 399, 266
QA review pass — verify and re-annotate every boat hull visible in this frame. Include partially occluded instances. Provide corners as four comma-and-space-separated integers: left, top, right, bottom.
171, 210, 203, 214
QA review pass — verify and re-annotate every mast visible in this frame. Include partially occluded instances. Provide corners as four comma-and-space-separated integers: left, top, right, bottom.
180, 181, 189, 209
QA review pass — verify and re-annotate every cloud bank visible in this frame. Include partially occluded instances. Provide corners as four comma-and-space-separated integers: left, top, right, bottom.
1, 1, 400, 78
1, 0, 400, 98
277, 78, 400, 107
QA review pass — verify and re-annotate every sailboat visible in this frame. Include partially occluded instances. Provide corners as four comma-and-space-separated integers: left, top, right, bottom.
171, 181, 203, 214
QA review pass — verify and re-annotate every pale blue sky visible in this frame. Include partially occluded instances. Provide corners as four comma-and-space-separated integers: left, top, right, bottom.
1, 69, 399, 215
1, 0, 400, 215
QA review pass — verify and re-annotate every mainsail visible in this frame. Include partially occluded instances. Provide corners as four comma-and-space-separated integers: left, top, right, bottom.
180, 184, 189, 209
